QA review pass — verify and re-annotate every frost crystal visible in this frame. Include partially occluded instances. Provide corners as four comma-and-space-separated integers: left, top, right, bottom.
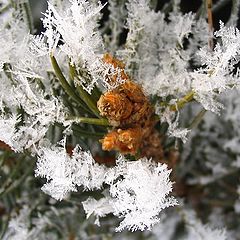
82, 197, 114, 226
0, 74, 66, 152
0, 12, 66, 152
117, 1, 198, 98
83, 156, 177, 232
110, 159, 178, 232
2, 206, 49, 240
159, 107, 190, 142
42, 0, 105, 92
3, 207, 31, 240
192, 22, 240, 113
0, 114, 18, 150
183, 210, 228, 240
35, 142, 108, 200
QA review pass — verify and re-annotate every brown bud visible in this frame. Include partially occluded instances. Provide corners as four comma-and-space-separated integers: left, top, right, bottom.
101, 128, 143, 155
98, 53, 161, 158
97, 91, 133, 126
100, 130, 119, 151
117, 80, 146, 103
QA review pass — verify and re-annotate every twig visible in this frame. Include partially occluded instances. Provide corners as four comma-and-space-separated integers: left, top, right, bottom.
170, 91, 195, 111
206, 0, 214, 50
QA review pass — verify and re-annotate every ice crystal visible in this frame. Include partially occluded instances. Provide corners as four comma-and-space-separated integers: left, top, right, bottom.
42, 0, 105, 92
0, 114, 18, 150
183, 210, 228, 240
3, 207, 49, 240
0, 74, 66, 152
83, 156, 177, 232
82, 197, 114, 226
110, 159, 178, 232
36, 142, 108, 200
192, 22, 240, 113
159, 107, 190, 142
35, 142, 77, 200
117, 1, 200, 99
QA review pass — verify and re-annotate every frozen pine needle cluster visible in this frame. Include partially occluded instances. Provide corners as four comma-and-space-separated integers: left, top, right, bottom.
0, 0, 240, 239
